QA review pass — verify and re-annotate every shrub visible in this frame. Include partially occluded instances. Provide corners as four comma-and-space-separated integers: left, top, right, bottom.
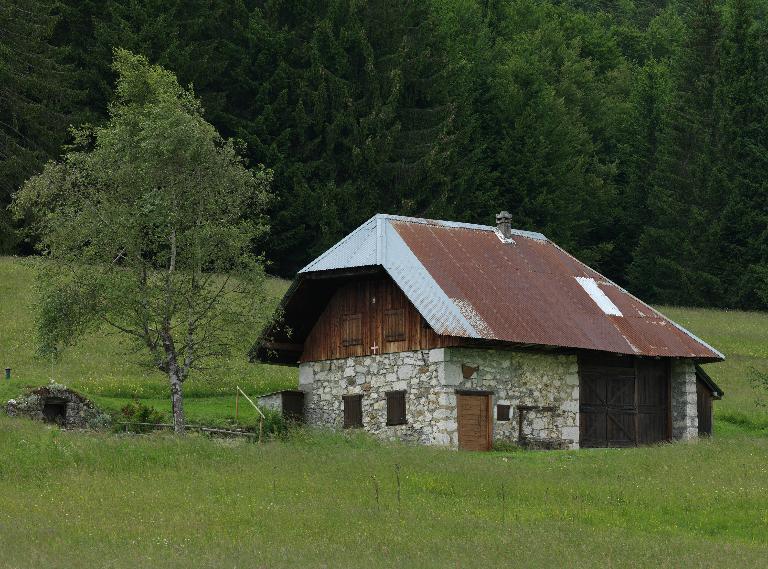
749, 367, 768, 409
118, 400, 166, 433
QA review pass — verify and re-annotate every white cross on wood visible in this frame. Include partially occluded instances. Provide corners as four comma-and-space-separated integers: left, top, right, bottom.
370, 342, 379, 355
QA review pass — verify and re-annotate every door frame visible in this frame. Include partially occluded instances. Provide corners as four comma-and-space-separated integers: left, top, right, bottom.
456, 390, 493, 451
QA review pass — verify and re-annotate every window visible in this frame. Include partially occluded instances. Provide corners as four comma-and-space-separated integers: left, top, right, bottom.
386, 391, 407, 425
496, 404, 511, 422
343, 395, 363, 428
384, 308, 406, 342
341, 313, 362, 347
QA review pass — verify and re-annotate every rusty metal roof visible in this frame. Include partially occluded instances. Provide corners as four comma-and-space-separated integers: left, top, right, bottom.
292, 214, 723, 360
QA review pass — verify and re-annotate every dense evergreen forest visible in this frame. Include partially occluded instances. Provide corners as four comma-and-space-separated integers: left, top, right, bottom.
2, 0, 767, 310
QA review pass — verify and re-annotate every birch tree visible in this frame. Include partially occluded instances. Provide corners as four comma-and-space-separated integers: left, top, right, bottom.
12, 49, 272, 433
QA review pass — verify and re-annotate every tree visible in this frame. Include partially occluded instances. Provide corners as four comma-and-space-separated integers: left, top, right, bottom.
715, 0, 768, 309
0, 0, 81, 253
628, 0, 724, 306
12, 50, 272, 433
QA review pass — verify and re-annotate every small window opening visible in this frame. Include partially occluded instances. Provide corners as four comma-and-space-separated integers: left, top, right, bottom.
343, 394, 363, 428
386, 391, 407, 426
496, 404, 511, 422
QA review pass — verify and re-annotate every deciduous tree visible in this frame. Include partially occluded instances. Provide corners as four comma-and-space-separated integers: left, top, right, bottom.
13, 50, 272, 433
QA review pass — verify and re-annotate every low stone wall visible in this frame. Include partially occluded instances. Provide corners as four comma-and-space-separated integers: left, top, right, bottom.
300, 347, 579, 449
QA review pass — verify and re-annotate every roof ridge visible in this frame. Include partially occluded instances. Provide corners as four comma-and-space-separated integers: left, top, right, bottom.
378, 213, 547, 241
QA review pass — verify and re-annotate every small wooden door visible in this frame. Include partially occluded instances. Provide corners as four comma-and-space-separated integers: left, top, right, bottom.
457, 393, 492, 451
697, 380, 713, 436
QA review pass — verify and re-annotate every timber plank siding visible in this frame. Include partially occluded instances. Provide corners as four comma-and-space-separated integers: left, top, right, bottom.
301, 276, 464, 362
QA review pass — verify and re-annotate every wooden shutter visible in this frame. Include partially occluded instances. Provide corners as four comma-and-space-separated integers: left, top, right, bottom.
343, 395, 363, 428
386, 391, 407, 425
496, 404, 510, 422
384, 308, 406, 342
341, 314, 362, 347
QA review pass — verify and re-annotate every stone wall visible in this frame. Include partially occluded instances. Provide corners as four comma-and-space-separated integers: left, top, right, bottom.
671, 359, 698, 440
300, 347, 580, 449
446, 348, 579, 449
300, 350, 445, 444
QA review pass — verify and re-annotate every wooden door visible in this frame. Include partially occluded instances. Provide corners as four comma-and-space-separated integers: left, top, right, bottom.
583, 372, 637, 447
580, 355, 670, 448
697, 380, 713, 436
636, 360, 670, 444
457, 393, 492, 451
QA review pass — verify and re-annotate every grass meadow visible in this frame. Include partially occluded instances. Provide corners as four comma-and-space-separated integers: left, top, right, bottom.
1, 256, 768, 568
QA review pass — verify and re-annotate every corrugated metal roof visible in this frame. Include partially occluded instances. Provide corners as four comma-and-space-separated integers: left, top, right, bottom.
293, 214, 723, 360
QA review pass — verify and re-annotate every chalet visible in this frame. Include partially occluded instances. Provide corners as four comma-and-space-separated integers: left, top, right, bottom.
255, 213, 723, 450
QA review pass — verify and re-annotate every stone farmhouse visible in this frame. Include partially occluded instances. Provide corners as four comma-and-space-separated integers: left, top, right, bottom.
255, 213, 724, 450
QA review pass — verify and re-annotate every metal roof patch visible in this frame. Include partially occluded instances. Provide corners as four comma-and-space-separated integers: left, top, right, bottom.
575, 277, 623, 317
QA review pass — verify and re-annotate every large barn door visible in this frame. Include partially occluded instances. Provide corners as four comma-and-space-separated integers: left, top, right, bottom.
580, 355, 670, 448
457, 393, 492, 451
580, 364, 636, 447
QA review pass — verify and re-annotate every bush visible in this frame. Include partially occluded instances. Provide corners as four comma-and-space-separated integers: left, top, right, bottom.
239, 407, 287, 439
118, 400, 166, 433
750, 367, 768, 409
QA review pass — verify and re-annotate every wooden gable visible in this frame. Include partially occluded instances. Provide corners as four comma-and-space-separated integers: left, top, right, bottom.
301, 274, 463, 362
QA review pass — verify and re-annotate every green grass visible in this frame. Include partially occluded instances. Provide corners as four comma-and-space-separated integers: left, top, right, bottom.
2, 256, 768, 567
0, 418, 767, 568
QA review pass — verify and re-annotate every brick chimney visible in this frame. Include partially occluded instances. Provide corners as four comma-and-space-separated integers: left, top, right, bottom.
496, 211, 513, 240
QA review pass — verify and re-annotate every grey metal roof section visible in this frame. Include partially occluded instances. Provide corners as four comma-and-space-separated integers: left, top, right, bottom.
299, 216, 378, 273
382, 220, 479, 337
299, 214, 487, 336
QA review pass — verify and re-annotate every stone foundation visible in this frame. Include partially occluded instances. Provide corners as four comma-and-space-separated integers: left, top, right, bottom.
301, 350, 702, 449
300, 347, 579, 449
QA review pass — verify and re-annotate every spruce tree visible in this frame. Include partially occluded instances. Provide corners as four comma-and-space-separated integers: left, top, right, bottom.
0, 0, 80, 252
628, 0, 724, 305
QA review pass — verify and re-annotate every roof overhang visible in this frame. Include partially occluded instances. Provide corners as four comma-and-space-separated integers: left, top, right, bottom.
696, 364, 724, 399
